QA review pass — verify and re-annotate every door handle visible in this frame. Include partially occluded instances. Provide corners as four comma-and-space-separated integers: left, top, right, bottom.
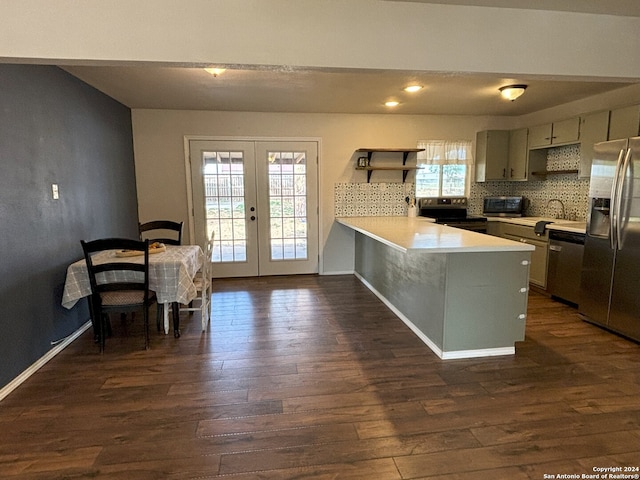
614, 149, 632, 250
549, 245, 562, 252
610, 149, 626, 250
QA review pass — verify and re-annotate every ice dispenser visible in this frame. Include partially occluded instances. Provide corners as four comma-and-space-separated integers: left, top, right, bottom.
588, 198, 611, 237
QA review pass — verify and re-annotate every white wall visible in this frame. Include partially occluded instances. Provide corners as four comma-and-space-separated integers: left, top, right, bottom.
131, 110, 497, 273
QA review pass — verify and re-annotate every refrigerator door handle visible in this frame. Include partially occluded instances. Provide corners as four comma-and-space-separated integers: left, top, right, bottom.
609, 148, 626, 250
615, 148, 633, 251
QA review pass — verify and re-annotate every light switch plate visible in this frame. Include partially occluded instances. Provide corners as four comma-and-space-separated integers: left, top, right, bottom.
52, 183, 59, 200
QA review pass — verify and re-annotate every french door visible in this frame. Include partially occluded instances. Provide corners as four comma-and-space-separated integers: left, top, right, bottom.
189, 139, 319, 277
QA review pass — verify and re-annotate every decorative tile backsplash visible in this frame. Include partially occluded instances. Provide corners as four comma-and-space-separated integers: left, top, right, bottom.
469, 144, 589, 220
335, 144, 590, 221
334, 182, 413, 217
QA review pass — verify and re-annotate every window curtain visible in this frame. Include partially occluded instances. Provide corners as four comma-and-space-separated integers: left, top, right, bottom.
417, 140, 474, 165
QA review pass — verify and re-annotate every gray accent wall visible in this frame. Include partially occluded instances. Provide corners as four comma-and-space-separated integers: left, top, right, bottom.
0, 64, 138, 390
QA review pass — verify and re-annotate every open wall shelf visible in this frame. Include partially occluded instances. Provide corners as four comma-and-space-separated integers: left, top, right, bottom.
355, 148, 424, 182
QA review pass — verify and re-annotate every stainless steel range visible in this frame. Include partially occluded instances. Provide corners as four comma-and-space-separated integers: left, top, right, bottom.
418, 197, 487, 232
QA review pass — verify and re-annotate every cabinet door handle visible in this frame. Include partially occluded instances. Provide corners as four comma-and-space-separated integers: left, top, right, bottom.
510, 168, 514, 178
502, 168, 506, 178
549, 245, 562, 252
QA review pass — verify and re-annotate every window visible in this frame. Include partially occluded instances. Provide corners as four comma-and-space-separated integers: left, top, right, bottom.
415, 140, 473, 197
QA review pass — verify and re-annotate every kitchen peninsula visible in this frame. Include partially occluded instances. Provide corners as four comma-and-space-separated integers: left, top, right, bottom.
336, 217, 535, 359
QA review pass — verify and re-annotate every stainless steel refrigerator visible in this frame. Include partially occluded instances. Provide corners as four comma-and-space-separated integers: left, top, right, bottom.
579, 136, 640, 342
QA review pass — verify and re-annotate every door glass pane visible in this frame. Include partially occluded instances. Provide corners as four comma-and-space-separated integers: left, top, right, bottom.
267, 151, 308, 260
203, 151, 247, 263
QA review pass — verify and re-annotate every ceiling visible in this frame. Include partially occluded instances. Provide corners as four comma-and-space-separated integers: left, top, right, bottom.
60, 1, 640, 117
61, 65, 635, 116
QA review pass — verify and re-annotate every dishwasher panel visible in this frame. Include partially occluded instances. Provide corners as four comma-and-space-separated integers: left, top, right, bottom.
547, 230, 585, 305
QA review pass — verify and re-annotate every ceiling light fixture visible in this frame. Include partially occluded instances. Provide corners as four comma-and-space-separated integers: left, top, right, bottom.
499, 84, 527, 101
403, 85, 423, 93
204, 67, 226, 77
385, 101, 400, 107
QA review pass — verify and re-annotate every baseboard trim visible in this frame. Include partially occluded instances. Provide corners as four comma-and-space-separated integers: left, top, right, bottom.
440, 346, 515, 359
0, 320, 91, 402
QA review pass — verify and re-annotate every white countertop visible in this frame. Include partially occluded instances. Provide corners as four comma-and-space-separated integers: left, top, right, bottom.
487, 216, 587, 234
336, 216, 534, 253
545, 221, 587, 234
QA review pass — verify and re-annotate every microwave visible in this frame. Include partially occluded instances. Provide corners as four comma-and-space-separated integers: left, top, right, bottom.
483, 196, 528, 217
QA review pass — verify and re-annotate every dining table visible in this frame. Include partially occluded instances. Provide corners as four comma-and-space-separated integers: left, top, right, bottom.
62, 244, 204, 337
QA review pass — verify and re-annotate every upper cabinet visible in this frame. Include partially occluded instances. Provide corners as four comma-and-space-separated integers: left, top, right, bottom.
608, 104, 640, 140
579, 110, 610, 178
475, 130, 509, 182
528, 117, 580, 149
475, 128, 529, 182
527, 123, 552, 149
578, 104, 639, 178
475, 104, 639, 183
508, 128, 529, 181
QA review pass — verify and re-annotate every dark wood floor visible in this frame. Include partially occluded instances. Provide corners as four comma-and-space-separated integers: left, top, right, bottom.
1, 275, 639, 479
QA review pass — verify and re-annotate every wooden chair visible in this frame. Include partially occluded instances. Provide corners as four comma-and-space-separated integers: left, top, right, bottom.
139, 220, 183, 246
180, 232, 214, 331
139, 220, 183, 330
81, 238, 157, 353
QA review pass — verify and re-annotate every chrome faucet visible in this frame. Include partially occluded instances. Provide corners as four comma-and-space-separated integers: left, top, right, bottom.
547, 198, 566, 219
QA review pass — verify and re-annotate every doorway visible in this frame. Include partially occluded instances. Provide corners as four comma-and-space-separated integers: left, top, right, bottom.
189, 139, 319, 277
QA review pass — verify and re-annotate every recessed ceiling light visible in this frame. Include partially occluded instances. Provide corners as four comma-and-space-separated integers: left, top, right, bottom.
403, 85, 423, 93
204, 68, 226, 77
385, 101, 400, 107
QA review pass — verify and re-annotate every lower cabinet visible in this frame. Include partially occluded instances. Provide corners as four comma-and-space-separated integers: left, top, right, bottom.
486, 221, 503, 237
503, 234, 548, 288
488, 222, 549, 288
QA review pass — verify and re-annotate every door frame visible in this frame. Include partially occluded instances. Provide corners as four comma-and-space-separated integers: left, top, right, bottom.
183, 135, 324, 274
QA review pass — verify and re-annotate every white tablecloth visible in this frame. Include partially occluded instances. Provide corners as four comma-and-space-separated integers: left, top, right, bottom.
62, 245, 204, 309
